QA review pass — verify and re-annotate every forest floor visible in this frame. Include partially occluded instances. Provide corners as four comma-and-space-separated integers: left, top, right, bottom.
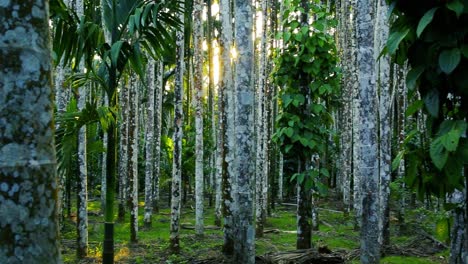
61, 191, 450, 263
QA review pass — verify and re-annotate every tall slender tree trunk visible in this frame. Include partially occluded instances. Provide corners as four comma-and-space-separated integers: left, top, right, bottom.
128, 74, 139, 243
296, 0, 312, 250
118, 85, 128, 221
193, 0, 205, 236
0, 1, 61, 262
356, 0, 380, 262
170, 5, 185, 252
233, 0, 255, 261
220, 0, 236, 255
255, 0, 269, 238
278, 153, 284, 202
395, 63, 407, 232
152, 61, 164, 213
75, 0, 88, 257
374, 0, 391, 248
144, 58, 156, 228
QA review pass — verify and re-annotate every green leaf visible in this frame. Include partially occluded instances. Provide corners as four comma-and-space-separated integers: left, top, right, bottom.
424, 89, 439, 117
392, 151, 405, 172
405, 100, 424, 117
284, 31, 291, 42
284, 127, 294, 137
320, 168, 329, 177
406, 66, 424, 90
446, 0, 464, 17
387, 28, 410, 54
439, 48, 461, 74
110, 40, 124, 66
430, 137, 449, 170
417, 7, 439, 37
441, 129, 461, 151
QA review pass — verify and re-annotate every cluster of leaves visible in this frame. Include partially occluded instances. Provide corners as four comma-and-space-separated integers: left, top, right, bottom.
272, 0, 340, 193
388, 0, 468, 197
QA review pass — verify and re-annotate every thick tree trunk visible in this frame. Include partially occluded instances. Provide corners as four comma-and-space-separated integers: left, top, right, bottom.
448, 188, 467, 264
220, 0, 236, 255
128, 74, 139, 243
355, 0, 380, 262
193, 0, 205, 236
0, 1, 61, 262
233, 0, 255, 261
170, 7, 185, 252
144, 58, 156, 228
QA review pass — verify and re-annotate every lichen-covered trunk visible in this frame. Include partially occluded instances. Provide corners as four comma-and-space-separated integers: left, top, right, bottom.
77, 85, 88, 258
152, 61, 164, 213
220, 0, 236, 255
296, 160, 312, 249
128, 74, 139, 243
0, 1, 61, 262
337, 0, 353, 215
193, 0, 205, 236
374, 0, 391, 248
255, 0, 269, 238
233, 0, 255, 261
448, 188, 467, 264
118, 86, 128, 221
278, 153, 284, 202
355, 0, 380, 262
101, 116, 108, 215
170, 7, 185, 252
395, 63, 407, 231
144, 58, 156, 228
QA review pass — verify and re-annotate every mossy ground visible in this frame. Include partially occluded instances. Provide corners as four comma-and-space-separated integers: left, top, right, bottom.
61, 194, 450, 263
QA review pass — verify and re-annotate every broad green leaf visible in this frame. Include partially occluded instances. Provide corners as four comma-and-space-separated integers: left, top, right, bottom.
417, 7, 439, 37
439, 48, 461, 74
284, 31, 291, 42
430, 137, 448, 170
285, 127, 294, 137
294, 32, 303, 42
406, 66, 425, 90
285, 144, 293, 153
405, 100, 424, 117
424, 89, 439, 117
110, 40, 124, 66
387, 28, 410, 54
320, 168, 330, 177
299, 137, 309, 147
441, 129, 460, 151
446, 0, 464, 17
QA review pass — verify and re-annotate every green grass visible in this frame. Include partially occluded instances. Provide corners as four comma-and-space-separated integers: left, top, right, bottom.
61, 197, 449, 263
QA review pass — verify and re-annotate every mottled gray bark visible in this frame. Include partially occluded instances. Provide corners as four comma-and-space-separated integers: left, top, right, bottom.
448, 189, 467, 264
144, 58, 156, 228
278, 153, 284, 202
233, 0, 255, 261
170, 6, 185, 252
193, 0, 204, 236
395, 63, 407, 231
337, 0, 353, 215
118, 86, 128, 221
255, 0, 268, 238
355, 0, 380, 262
0, 1, 61, 262
152, 61, 164, 213
77, 82, 88, 258
374, 0, 392, 248
220, 0, 236, 255
128, 74, 139, 243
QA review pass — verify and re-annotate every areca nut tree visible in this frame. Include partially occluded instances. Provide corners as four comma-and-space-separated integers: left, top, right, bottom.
52, 0, 181, 263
